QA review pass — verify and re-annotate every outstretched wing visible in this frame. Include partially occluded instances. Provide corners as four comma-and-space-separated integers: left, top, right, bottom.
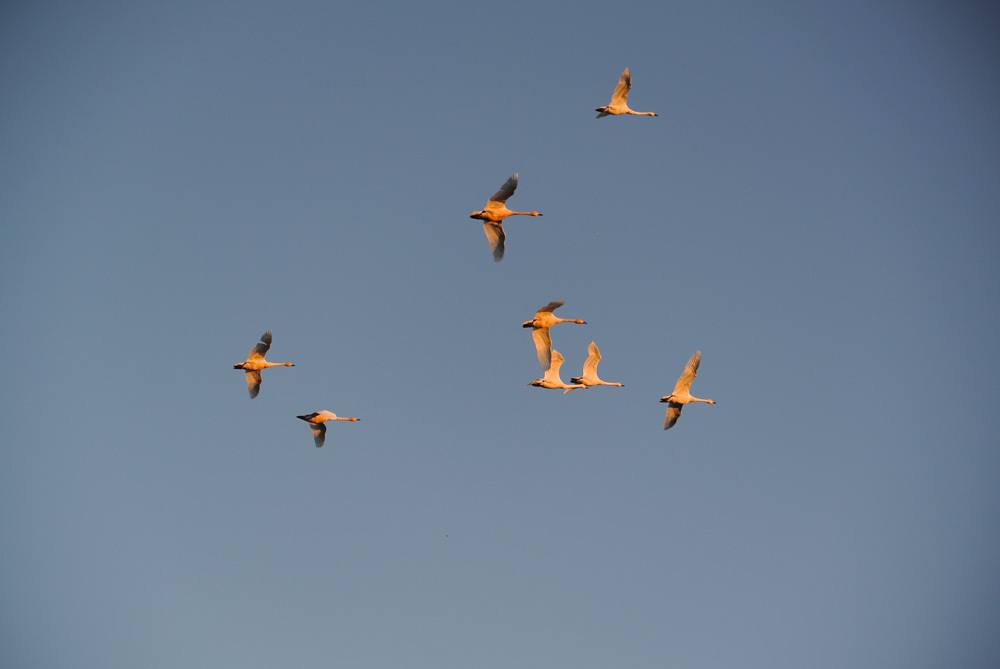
536, 300, 565, 315
483, 222, 505, 262
611, 69, 632, 104
245, 370, 263, 399
532, 327, 552, 371
487, 173, 518, 205
247, 330, 273, 362
582, 341, 601, 377
310, 422, 327, 448
545, 349, 565, 382
663, 402, 684, 430
672, 350, 701, 394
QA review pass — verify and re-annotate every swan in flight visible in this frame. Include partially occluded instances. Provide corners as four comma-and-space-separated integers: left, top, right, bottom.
595, 68, 657, 118
571, 341, 624, 388
522, 300, 587, 371
529, 350, 586, 393
296, 411, 360, 448
660, 351, 716, 430
469, 173, 543, 262
233, 330, 294, 399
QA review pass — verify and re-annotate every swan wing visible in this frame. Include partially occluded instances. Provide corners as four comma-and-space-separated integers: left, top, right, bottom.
487, 173, 518, 205
611, 68, 632, 104
536, 300, 565, 315
546, 349, 565, 380
245, 370, 263, 399
483, 222, 505, 262
532, 327, 552, 371
663, 402, 683, 430
310, 421, 327, 448
673, 350, 701, 394
247, 330, 272, 362
582, 341, 601, 377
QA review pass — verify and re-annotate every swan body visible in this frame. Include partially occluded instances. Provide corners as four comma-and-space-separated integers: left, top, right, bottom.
660, 351, 716, 430
595, 68, 657, 118
522, 300, 587, 371
469, 173, 542, 262
233, 330, 294, 399
570, 341, 624, 388
529, 350, 586, 393
296, 411, 360, 448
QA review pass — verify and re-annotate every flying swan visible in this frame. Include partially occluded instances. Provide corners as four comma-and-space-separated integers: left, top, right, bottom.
596, 68, 657, 118
529, 350, 586, 393
570, 341, 624, 389
522, 300, 587, 371
233, 330, 294, 399
296, 411, 360, 448
469, 173, 543, 262
660, 351, 716, 430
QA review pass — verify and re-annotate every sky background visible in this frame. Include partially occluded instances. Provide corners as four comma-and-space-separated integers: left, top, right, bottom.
2, 1, 999, 667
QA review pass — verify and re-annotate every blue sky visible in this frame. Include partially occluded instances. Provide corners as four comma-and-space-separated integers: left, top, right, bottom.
2, 1, 999, 667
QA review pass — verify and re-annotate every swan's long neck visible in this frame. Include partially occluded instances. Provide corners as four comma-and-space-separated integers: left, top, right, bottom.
690, 396, 714, 404
628, 110, 657, 116
262, 361, 294, 368
509, 211, 542, 216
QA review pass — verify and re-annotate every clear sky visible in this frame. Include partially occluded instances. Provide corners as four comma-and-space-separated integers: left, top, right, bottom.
2, 2, 999, 667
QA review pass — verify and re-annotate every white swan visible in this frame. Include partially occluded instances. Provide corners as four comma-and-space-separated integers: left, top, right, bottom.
529, 350, 586, 393
469, 173, 543, 262
233, 330, 294, 399
296, 411, 360, 448
660, 351, 716, 430
522, 300, 587, 371
595, 68, 657, 118
570, 341, 624, 388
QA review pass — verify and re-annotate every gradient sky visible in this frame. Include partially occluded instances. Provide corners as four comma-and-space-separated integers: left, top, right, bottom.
2, 2, 999, 667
